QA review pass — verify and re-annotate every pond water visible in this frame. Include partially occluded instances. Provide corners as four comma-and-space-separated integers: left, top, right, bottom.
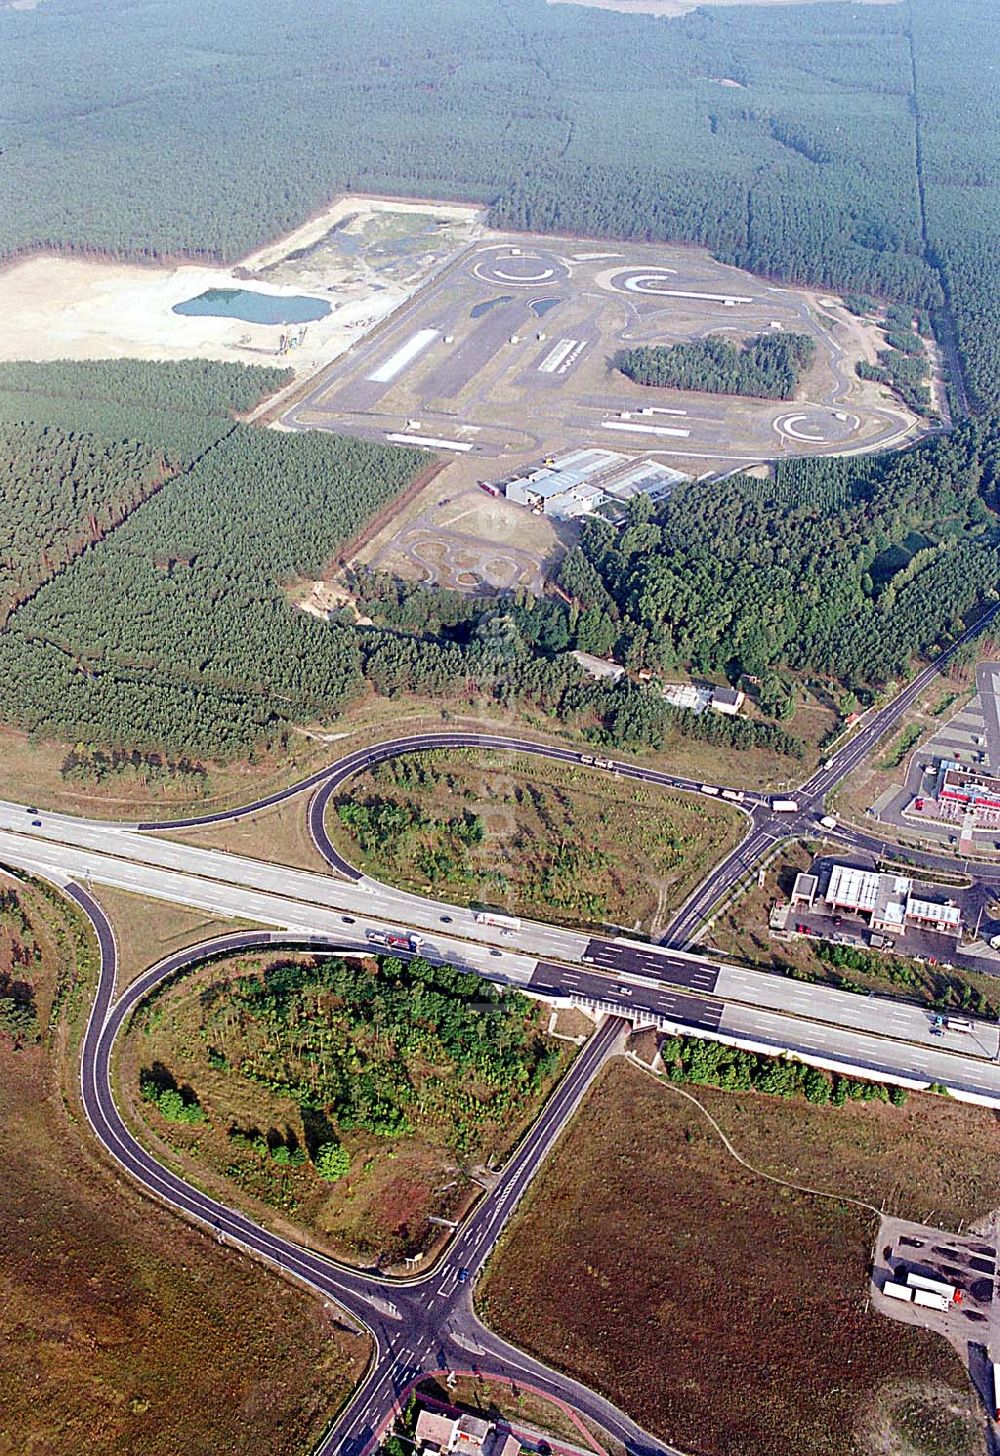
173, 288, 331, 325
470, 295, 513, 318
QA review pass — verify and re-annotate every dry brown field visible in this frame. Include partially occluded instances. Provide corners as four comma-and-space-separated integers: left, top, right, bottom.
479, 1058, 995, 1456
0, 870, 367, 1456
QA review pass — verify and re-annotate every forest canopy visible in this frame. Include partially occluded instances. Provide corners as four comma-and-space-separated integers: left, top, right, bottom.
617, 333, 816, 400
1, 0, 996, 405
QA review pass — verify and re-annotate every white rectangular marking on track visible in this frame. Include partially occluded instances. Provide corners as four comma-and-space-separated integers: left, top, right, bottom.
386, 433, 473, 453
539, 338, 579, 373
602, 421, 690, 439
367, 328, 439, 383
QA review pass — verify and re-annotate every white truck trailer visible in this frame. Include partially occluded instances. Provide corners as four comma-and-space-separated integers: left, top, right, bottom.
906, 1272, 960, 1303
913, 1289, 951, 1312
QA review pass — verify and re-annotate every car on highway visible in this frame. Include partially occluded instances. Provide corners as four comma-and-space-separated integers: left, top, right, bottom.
457, 1268, 469, 1283
31, 819, 41, 827
489, 949, 502, 957
617, 984, 632, 996
440, 914, 453, 923
340, 915, 355, 924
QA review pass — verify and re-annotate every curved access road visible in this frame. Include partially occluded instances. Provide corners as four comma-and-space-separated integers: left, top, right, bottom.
139, 730, 765, 839
68, 883, 679, 1456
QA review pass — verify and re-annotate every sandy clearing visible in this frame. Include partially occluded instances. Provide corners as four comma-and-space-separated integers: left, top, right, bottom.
243, 194, 482, 272
0, 195, 483, 378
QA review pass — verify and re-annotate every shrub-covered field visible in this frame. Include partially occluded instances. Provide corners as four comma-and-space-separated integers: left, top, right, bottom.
329, 748, 741, 934
123, 949, 572, 1265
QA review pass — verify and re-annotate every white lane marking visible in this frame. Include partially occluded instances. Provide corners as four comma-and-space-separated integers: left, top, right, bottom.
367, 328, 439, 382
603, 420, 690, 438
386, 433, 473, 452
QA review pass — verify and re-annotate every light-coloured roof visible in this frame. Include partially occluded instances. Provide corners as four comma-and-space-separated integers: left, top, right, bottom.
572, 650, 625, 680
416, 1412, 459, 1449
827, 863, 882, 911
907, 895, 962, 926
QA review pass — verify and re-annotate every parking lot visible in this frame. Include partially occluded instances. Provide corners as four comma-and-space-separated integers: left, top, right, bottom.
873, 1216, 998, 1429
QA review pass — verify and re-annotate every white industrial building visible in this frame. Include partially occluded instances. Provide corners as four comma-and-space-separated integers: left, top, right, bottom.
661, 682, 745, 717
792, 863, 963, 939
504, 448, 686, 521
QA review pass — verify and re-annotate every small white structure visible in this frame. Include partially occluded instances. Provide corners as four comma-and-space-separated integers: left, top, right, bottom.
572, 651, 626, 683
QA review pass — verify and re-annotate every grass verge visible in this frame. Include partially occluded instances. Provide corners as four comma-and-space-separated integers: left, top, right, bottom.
0, 867, 368, 1456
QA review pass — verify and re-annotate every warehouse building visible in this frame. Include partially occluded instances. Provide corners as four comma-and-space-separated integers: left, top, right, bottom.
504, 448, 686, 521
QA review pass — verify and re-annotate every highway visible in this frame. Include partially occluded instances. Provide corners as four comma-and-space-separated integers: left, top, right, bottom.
4, 603, 1000, 1453
70, 889, 679, 1456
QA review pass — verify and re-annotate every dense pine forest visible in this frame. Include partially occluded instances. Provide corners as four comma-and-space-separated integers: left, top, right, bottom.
1, 0, 997, 407
617, 333, 815, 399
0, 359, 292, 459
553, 420, 1000, 687
0, 423, 172, 626
0, 417, 424, 754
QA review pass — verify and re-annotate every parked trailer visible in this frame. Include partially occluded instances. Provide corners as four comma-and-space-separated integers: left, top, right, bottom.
883, 1281, 915, 1303
906, 1272, 960, 1302
474, 911, 521, 933
772, 799, 799, 813
913, 1289, 951, 1312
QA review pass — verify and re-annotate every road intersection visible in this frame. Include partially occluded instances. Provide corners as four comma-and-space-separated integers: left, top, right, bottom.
2, 605, 1000, 1452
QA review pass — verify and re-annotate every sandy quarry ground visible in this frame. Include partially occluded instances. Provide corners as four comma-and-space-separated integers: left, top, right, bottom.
0, 196, 483, 376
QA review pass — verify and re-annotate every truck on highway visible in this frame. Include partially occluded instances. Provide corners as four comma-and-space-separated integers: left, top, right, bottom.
580, 755, 615, 770
700, 784, 720, 796
772, 798, 799, 813
819, 814, 838, 829
365, 929, 424, 953
721, 788, 745, 802
906, 1272, 961, 1303
474, 911, 521, 933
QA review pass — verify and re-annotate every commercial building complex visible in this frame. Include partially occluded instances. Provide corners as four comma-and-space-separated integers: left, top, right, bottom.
790, 863, 963, 939
504, 448, 687, 521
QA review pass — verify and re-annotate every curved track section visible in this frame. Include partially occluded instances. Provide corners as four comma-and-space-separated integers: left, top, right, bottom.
65, 887, 678, 1456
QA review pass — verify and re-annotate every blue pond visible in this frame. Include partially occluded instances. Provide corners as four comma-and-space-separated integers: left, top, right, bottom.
173, 288, 331, 325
